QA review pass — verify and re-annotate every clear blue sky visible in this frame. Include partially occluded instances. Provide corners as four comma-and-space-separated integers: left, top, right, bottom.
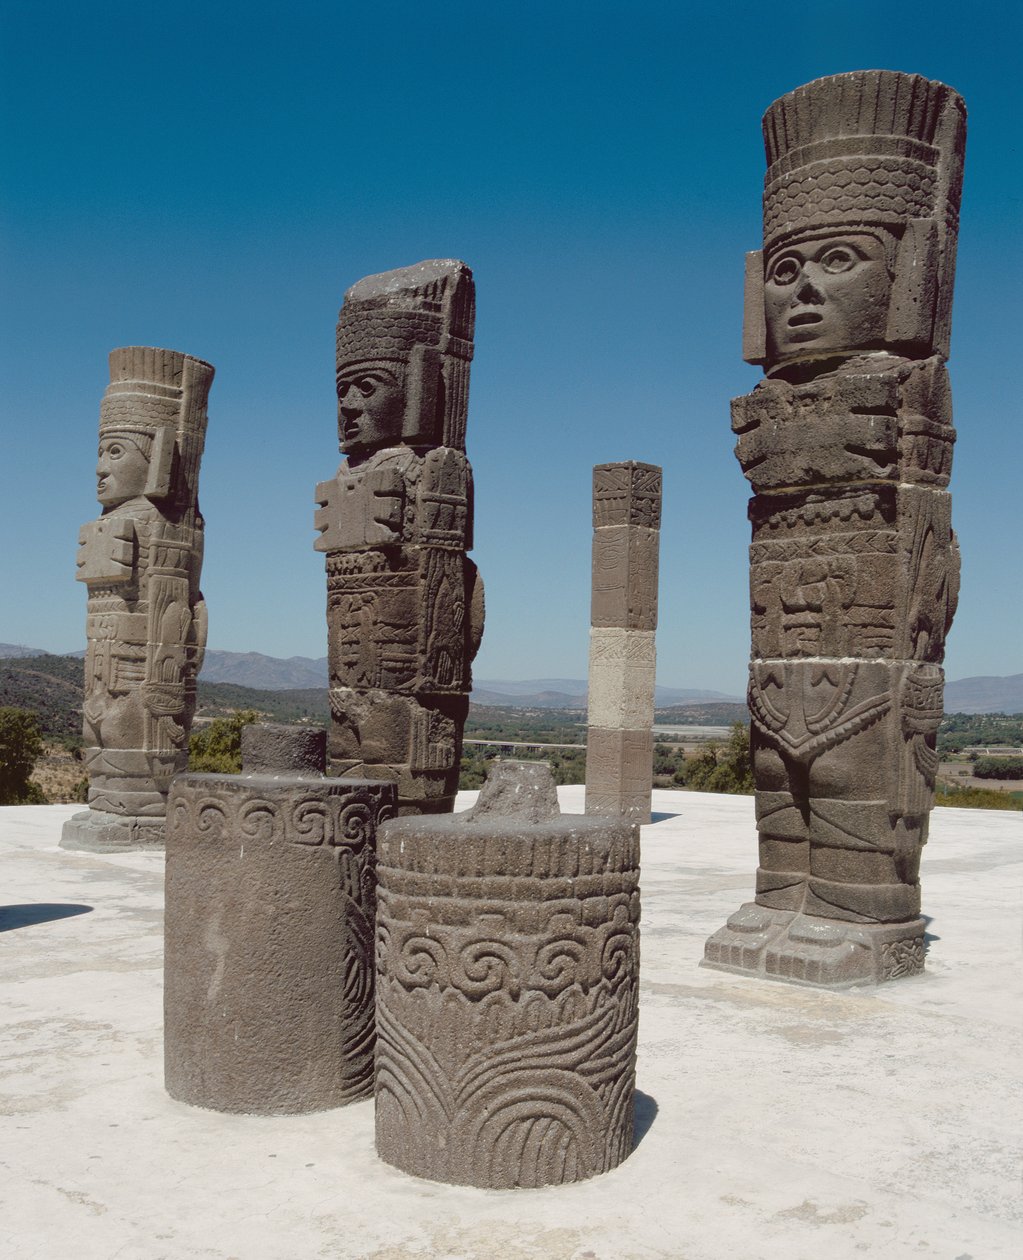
2, 0, 1020, 695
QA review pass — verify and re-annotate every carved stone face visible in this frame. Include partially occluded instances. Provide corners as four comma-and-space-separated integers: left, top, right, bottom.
337, 361, 406, 458
764, 232, 892, 362
96, 434, 150, 508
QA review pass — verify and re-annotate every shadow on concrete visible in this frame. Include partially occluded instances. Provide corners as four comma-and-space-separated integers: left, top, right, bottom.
921, 914, 940, 947
0, 903, 94, 932
632, 1089, 658, 1149
649, 811, 682, 823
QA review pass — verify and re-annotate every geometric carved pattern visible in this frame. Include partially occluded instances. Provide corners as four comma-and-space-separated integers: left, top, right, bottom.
592, 461, 662, 529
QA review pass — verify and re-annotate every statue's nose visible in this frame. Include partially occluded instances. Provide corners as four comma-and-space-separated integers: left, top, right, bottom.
794, 270, 824, 304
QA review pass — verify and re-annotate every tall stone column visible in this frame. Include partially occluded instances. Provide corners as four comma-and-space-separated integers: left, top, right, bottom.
585, 462, 662, 824
375, 760, 640, 1188
704, 71, 965, 988
61, 347, 213, 852
314, 260, 484, 816
164, 725, 397, 1114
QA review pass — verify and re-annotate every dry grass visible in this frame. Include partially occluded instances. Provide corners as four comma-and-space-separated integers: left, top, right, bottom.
30, 743, 87, 804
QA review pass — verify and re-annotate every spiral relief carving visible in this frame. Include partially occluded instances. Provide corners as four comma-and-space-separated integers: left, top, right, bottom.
292, 798, 332, 846
238, 797, 280, 842
393, 933, 449, 989
454, 939, 522, 1000
195, 798, 229, 839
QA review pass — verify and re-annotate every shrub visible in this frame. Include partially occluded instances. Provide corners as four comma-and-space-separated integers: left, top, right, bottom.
972, 756, 1023, 781
677, 723, 754, 794
188, 710, 261, 774
0, 707, 44, 804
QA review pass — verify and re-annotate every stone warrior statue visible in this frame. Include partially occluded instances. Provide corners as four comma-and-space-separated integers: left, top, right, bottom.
61, 347, 213, 852
314, 260, 483, 815
704, 71, 965, 986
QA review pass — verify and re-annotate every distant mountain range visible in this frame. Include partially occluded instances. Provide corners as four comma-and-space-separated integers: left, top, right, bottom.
0, 643, 51, 658
200, 650, 328, 690
2, 643, 1020, 714
470, 679, 743, 708
944, 674, 1023, 715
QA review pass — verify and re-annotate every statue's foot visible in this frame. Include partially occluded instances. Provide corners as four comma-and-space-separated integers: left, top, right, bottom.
703, 903, 926, 989
702, 903, 794, 973
59, 810, 166, 853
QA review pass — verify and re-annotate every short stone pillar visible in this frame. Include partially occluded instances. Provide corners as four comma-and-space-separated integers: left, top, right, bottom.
164, 724, 396, 1114
585, 461, 662, 823
375, 761, 640, 1188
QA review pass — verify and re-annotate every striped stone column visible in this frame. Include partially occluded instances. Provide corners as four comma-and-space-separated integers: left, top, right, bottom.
585, 462, 662, 824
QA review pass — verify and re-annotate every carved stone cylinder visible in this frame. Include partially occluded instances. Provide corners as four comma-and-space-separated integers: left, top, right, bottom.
375, 807, 640, 1188
164, 726, 396, 1114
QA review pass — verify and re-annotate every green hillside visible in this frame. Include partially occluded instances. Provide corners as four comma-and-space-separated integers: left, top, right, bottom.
195, 683, 328, 723
655, 702, 749, 725
0, 656, 85, 742
0, 654, 330, 740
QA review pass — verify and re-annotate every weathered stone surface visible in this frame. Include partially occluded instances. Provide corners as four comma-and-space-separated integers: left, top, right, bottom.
587, 629, 657, 730
314, 261, 483, 815
705, 71, 965, 987
240, 723, 326, 775
375, 765, 639, 1188
466, 757, 561, 822
590, 527, 660, 630
164, 725, 396, 1114
61, 347, 213, 853
584, 727, 656, 820
592, 461, 662, 529
586, 462, 661, 823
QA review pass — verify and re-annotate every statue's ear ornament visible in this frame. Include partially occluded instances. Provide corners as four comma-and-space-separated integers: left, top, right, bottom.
145, 425, 176, 499
885, 219, 939, 352
402, 343, 442, 446
742, 250, 767, 366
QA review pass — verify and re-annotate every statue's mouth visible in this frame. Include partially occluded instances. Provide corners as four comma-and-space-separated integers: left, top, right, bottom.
788, 312, 823, 327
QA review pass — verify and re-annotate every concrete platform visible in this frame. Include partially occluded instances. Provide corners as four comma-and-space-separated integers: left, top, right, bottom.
1, 791, 1020, 1259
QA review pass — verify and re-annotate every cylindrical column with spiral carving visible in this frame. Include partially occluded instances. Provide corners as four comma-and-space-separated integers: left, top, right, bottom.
164, 725, 396, 1114
375, 763, 640, 1188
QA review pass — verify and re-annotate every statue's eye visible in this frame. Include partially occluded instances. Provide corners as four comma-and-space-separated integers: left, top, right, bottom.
108, 443, 125, 458
769, 257, 800, 285
357, 378, 376, 396
820, 247, 856, 274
